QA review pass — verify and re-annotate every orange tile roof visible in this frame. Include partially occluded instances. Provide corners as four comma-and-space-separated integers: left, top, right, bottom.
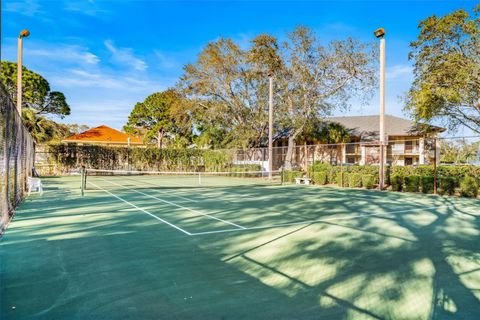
62, 125, 143, 145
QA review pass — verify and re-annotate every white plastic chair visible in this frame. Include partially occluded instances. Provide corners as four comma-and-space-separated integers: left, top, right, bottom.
27, 177, 43, 196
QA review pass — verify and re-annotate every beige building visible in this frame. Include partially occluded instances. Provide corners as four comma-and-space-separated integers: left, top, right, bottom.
272, 115, 445, 168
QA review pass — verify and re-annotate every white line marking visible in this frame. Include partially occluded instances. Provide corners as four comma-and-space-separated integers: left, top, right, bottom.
120, 177, 198, 202
88, 181, 192, 236
190, 205, 448, 236
99, 178, 246, 230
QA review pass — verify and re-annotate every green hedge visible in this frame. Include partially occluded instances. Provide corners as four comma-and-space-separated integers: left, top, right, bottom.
348, 173, 363, 188
438, 176, 456, 196
460, 176, 479, 198
362, 174, 376, 189
306, 162, 479, 197
391, 174, 403, 192
283, 170, 304, 183
312, 171, 328, 185
336, 172, 348, 187
404, 175, 420, 193
39, 144, 260, 173
421, 175, 435, 194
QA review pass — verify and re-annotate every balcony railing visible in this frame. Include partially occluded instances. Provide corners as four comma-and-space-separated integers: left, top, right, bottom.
391, 147, 420, 154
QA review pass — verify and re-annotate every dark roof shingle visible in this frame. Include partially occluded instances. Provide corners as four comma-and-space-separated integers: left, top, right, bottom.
327, 114, 444, 140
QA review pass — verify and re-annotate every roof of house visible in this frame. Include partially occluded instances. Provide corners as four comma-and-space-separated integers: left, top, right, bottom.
62, 125, 143, 145
327, 114, 445, 140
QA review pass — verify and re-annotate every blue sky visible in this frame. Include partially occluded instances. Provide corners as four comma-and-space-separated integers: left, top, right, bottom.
1, 0, 477, 134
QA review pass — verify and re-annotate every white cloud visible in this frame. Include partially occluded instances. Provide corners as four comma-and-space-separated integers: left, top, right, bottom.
63, 0, 108, 17
28, 45, 100, 65
104, 40, 147, 71
386, 64, 413, 81
50, 69, 162, 92
3, 0, 42, 16
154, 51, 179, 69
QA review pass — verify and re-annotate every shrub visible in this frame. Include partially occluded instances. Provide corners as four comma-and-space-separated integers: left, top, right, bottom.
282, 170, 304, 183
438, 176, 456, 196
336, 172, 348, 187
327, 169, 338, 184
348, 173, 363, 188
404, 175, 420, 193
310, 162, 333, 172
312, 171, 328, 185
362, 174, 376, 189
420, 175, 435, 194
391, 174, 403, 192
460, 176, 479, 198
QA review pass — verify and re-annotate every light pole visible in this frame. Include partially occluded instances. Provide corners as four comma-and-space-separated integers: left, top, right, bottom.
268, 73, 273, 179
374, 28, 386, 190
17, 29, 30, 114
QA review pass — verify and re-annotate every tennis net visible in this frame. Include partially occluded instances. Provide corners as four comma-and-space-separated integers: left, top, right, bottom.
81, 168, 283, 194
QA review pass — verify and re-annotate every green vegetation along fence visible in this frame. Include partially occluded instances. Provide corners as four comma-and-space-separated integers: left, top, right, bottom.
35, 144, 262, 175
280, 163, 480, 198
35, 136, 479, 198
1, 84, 35, 233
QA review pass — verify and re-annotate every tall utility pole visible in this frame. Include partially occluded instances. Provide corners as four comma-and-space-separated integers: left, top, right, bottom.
17, 29, 30, 114
268, 73, 273, 179
374, 28, 386, 190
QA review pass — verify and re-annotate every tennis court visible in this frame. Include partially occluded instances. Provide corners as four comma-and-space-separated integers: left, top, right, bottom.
1, 173, 479, 319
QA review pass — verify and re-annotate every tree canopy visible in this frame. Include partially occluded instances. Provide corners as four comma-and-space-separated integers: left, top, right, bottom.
1, 61, 71, 118
180, 26, 377, 168
406, 5, 480, 133
124, 89, 192, 148
180, 37, 275, 148
21, 108, 88, 143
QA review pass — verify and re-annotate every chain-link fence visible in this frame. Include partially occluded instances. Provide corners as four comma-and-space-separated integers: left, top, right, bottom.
1, 83, 35, 233
34, 135, 479, 192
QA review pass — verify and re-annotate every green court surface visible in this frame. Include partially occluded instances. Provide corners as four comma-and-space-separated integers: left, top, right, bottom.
1, 175, 479, 319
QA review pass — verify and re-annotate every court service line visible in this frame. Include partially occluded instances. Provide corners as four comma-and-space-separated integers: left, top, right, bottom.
189, 205, 448, 236
129, 176, 260, 202
121, 177, 198, 202
88, 181, 192, 235
99, 178, 246, 230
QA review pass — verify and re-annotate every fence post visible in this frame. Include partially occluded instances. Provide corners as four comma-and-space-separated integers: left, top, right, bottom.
434, 138, 437, 195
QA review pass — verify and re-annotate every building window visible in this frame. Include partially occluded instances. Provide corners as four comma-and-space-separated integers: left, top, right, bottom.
405, 157, 413, 166
405, 140, 413, 153
347, 157, 355, 164
346, 144, 356, 154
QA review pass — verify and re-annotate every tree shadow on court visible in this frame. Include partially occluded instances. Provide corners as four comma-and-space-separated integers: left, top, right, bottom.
3, 178, 480, 319
195, 190, 480, 319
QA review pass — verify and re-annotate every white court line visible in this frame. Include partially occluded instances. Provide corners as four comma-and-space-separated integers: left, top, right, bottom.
190, 205, 448, 236
88, 181, 192, 236
120, 176, 198, 202
99, 178, 246, 230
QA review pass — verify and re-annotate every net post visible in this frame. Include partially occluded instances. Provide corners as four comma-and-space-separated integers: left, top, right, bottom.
80, 166, 86, 196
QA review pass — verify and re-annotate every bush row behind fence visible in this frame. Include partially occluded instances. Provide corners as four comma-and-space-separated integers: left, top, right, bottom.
281, 162, 480, 198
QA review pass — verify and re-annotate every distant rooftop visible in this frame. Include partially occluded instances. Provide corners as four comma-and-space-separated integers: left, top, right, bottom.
62, 125, 143, 145
328, 114, 445, 140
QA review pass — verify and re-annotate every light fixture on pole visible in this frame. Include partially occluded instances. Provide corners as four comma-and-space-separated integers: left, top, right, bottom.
268, 72, 273, 179
374, 27, 386, 190
17, 29, 30, 114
